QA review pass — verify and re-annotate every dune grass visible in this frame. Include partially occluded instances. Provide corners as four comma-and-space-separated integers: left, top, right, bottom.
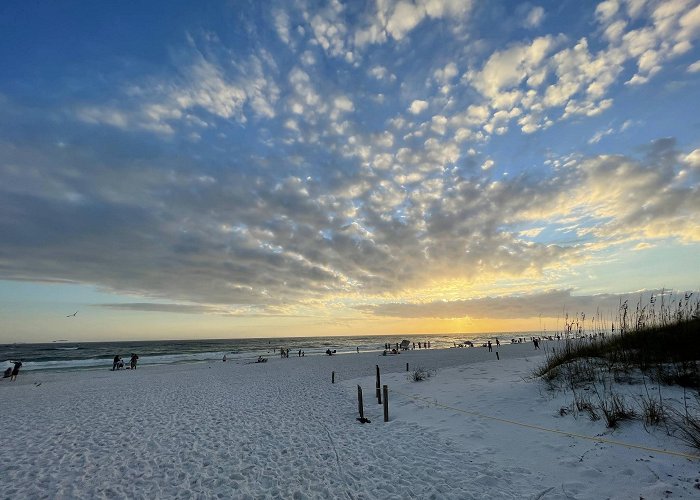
533, 291, 700, 446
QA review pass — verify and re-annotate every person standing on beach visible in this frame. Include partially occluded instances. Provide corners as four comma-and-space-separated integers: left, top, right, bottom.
487, 341, 492, 352
10, 360, 22, 381
129, 353, 139, 369
112, 355, 120, 371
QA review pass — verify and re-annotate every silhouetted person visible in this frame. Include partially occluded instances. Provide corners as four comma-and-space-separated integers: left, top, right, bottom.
487, 341, 492, 352
10, 360, 22, 381
112, 355, 120, 371
129, 353, 139, 369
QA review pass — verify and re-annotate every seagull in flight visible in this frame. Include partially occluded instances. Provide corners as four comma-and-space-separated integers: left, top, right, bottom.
67, 311, 78, 317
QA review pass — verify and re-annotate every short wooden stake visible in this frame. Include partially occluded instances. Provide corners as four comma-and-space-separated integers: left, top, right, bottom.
406, 362, 409, 372
383, 385, 389, 422
376, 365, 382, 404
496, 352, 499, 360
332, 371, 335, 383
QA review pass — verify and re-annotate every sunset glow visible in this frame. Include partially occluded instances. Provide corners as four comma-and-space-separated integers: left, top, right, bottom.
1, 0, 699, 342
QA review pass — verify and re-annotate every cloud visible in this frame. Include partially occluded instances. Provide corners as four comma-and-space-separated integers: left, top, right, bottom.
74, 48, 280, 134
520, 139, 700, 244
98, 303, 220, 314
595, 0, 620, 24
369, 65, 396, 81
684, 149, 700, 168
355, 0, 474, 47
588, 127, 614, 144
2, 1, 699, 323
408, 99, 429, 114
481, 159, 495, 170
307, 0, 350, 60
458, 0, 700, 138
433, 62, 459, 84
273, 9, 292, 46
357, 289, 646, 319
524, 6, 545, 28
470, 35, 557, 99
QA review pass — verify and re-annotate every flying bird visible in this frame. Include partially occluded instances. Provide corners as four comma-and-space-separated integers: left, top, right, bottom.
67, 311, 78, 317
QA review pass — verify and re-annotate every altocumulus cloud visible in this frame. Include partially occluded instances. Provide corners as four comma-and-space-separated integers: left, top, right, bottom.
0, 0, 699, 319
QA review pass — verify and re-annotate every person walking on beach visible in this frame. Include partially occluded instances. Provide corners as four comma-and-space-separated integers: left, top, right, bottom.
533, 338, 540, 350
495, 339, 500, 347
10, 360, 22, 381
112, 355, 121, 371
487, 341, 492, 352
129, 353, 139, 369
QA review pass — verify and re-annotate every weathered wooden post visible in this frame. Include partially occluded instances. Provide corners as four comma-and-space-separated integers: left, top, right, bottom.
376, 365, 382, 404
383, 385, 389, 422
496, 352, 499, 360
356, 385, 370, 423
406, 362, 409, 372
357, 385, 364, 419
332, 371, 335, 383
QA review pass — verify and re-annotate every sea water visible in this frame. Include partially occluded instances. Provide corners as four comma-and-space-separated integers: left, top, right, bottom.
0, 332, 536, 373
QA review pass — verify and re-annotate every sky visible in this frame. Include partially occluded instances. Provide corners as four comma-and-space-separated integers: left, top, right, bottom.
1, 0, 699, 343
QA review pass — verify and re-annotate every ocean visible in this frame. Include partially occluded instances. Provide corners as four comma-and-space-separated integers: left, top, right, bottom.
0, 332, 535, 373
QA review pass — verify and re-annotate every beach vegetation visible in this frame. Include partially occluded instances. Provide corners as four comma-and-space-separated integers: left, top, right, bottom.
639, 392, 665, 428
666, 393, 700, 450
409, 367, 434, 382
533, 291, 700, 442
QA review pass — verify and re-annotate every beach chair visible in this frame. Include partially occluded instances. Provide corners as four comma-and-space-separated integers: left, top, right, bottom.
399, 339, 410, 350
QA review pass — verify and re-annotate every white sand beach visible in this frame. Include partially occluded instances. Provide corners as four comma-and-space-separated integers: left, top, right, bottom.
1, 343, 698, 499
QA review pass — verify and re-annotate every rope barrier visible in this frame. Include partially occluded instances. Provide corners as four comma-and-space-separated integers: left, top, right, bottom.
390, 388, 700, 461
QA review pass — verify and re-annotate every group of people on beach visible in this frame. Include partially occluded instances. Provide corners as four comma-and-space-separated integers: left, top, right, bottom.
383, 342, 431, 350
2, 360, 22, 381
111, 353, 138, 371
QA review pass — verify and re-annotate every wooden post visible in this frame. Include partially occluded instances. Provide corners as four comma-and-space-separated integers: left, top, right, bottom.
383, 385, 389, 422
357, 385, 364, 420
376, 365, 382, 404
496, 352, 499, 360
406, 362, 409, 372
332, 371, 335, 383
